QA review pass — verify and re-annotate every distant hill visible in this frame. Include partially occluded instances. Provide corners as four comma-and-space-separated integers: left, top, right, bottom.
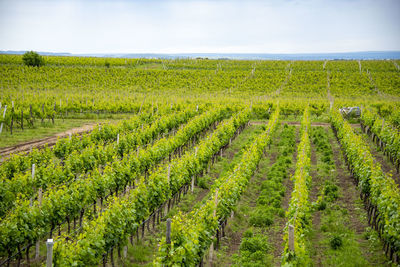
1, 50, 400, 60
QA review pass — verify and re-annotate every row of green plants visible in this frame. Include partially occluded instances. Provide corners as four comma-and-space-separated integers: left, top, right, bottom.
249, 124, 296, 228
234, 124, 297, 266
360, 108, 400, 170
330, 108, 400, 262
52, 109, 251, 266
282, 106, 312, 266
0, 106, 231, 259
0, 107, 199, 218
155, 108, 280, 266
0, 103, 176, 180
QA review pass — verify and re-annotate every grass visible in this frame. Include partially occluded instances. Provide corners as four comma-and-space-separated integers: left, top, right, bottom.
307, 126, 393, 266
215, 124, 298, 266
0, 116, 129, 148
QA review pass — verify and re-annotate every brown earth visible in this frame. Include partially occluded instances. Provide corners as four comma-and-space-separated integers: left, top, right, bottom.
271, 126, 299, 266
0, 124, 96, 159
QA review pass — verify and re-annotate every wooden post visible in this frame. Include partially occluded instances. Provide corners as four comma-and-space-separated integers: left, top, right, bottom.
46, 239, 54, 267
41, 104, 44, 123
10, 108, 13, 134
166, 218, 171, 244
167, 164, 171, 184
36, 185, 42, 260
288, 224, 295, 252
208, 190, 219, 266
30, 104, 33, 126
123, 245, 128, 258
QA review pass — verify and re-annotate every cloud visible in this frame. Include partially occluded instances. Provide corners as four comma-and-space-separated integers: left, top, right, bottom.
0, 0, 399, 53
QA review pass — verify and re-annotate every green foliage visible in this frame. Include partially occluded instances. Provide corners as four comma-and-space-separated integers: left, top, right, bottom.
197, 175, 211, 189
22, 51, 45, 67
330, 235, 343, 250
331, 108, 400, 260
323, 181, 339, 202
249, 208, 273, 227
156, 108, 280, 265
233, 232, 271, 267
282, 107, 312, 266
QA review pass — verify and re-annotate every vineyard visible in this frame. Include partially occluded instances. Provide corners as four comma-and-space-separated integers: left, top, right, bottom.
0, 54, 399, 266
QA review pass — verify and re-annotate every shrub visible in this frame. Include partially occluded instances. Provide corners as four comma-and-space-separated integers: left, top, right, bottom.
330, 235, 343, 250
22, 51, 45, 67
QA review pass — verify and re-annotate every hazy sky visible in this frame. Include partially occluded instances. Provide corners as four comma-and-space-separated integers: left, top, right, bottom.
0, 0, 399, 54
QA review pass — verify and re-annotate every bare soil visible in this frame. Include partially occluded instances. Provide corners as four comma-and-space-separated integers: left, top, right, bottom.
270, 127, 299, 266
0, 124, 96, 158
309, 136, 324, 266
329, 130, 389, 265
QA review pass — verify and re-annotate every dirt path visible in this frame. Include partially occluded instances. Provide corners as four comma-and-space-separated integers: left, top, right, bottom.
215, 127, 280, 266
309, 139, 324, 266
271, 127, 298, 266
0, 124, 96, 158
329, 128, 390, 266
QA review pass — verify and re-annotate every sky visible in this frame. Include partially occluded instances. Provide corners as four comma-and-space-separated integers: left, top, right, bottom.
0, 0, 399, 54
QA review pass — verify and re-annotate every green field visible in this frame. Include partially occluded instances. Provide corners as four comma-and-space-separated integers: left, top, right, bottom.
0, 55, 399, 266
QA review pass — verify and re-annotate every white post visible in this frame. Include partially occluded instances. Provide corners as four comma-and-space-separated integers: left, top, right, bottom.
213, 189, 218, 216
32, 163, 36, 179
196, 105, 199, 112
46, 239, 54, 267
117, 134, 119, 145
123, 245, 128, 258
69, 133, 72, 140
2, 105, 7, 118
0, 105, 7, 134
288, 224, 295, 252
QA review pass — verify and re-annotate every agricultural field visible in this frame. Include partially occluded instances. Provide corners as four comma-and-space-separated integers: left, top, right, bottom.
0, 54, 399, 266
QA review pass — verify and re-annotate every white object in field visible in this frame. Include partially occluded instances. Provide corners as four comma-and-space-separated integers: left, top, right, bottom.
339, 107, 360, 118
46, 239, 54, 267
